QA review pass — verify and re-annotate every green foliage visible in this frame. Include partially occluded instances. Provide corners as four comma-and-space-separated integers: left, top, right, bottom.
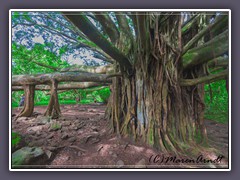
97, 87, 111, 103
12, 42, 69, 75
204, 80, 228, 124
12, 132, 21, 148
77, 37, 97, 48
59, 45, 69, 56
85, 87, 110, 103
11, 20, 112, 108
12, 87, 111, 108
11, 91, 24, 108
23, 12, 31, 22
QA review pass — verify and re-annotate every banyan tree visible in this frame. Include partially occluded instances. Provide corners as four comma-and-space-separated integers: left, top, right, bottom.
12, 11, 229, 153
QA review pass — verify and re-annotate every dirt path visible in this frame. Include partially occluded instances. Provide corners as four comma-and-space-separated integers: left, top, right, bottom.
12, 104, 229, 169
204, 120, 229, 159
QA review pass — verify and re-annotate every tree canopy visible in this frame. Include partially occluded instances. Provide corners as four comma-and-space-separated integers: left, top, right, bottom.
12, 11, 228, 83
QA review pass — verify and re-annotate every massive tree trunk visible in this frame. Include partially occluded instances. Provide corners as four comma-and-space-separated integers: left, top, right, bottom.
44, 79, 61, 119
105, 15, 214, 153
106, 65, 206, 153
18, 85, 35, 117
65, 12, 228, 154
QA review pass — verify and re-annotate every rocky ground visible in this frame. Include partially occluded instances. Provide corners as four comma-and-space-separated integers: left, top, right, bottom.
11, 104, 229, 169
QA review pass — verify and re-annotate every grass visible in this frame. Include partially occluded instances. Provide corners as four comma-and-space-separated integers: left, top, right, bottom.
204, 109, 229, 124
12, 132, 21, 148
204, 80, 228, 124
12, 97, 228, 125
12, 99, 104, 108
50, 122, 62, 130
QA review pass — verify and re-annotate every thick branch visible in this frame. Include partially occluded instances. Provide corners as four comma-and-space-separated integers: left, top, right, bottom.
209, 15, 229, 38
115, 14, 133, 41
182, 14, 200, 34
93, 13, 119, 44
183, 15, 228, 54
180, 70, 228, 86
182, 30, 228, 69
64, 13, 132, 73
129, 13, 138, 37
106, 72, 122, 79
182, 14, 198, 27
73, 43, 114, 64
92, 53, 113, 63
136, 14, 148, 49
12, 71, 112, 86
12, 82, 109, 91
208, 56, 228, 68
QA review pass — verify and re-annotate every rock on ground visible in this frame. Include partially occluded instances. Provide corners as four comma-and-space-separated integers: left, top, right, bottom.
116, 160, 124, 168
35, 116, 51, 125
135, 158, 146, 168
12, 147, 44, 166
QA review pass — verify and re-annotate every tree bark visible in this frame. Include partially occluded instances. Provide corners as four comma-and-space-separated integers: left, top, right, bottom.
207, 56, 228, 68
64, 13, 133, 74
180, 70, 228, 86
93, 13, 119, 44
12, 82, 109, 91
183, 15, 228, 54
182, 30, 229, 69
44, 79, 61, 119
105, 15, 211, 153
12, 71, 112, 86
17, 85, 35, 117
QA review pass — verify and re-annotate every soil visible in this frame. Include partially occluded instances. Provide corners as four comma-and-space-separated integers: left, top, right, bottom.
11, 104, 229, 169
